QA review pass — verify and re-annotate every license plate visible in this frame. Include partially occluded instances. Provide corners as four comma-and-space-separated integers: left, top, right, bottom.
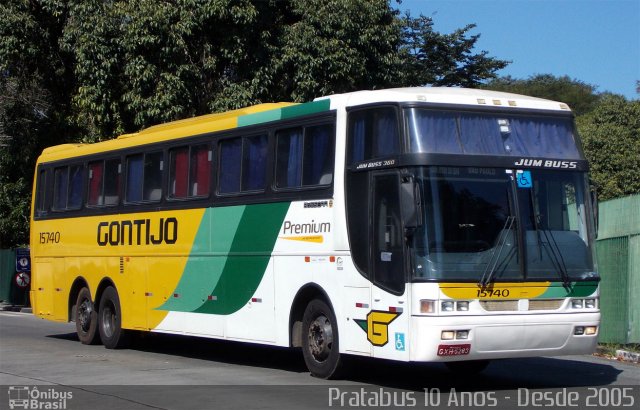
437, 344, 471, 356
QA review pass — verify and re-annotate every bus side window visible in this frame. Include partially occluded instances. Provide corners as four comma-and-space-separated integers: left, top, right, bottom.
219, 138, 242, 194
103, 159, 121, 206
53, 167, 69, 210
170, 147, 189, 198
348, 107, 399, 165
190, 144, 211, 197
68, 165, 83, 209
143, 152, 163, 201
242, 135, 268, 191
88, 161, 104, 206
126, 154, 144, 202
89, 159, 121, 206
52, 164, 83, 211
276, 123, 334, 189
35, 169, 48, 215
219, 135, 267, 195
170, 144, 212, 199
126, 152, 162, 203
276, 127, 303, 188
303, 124, 333, 186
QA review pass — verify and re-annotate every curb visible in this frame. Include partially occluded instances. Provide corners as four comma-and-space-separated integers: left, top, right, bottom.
616, 349, 640, 363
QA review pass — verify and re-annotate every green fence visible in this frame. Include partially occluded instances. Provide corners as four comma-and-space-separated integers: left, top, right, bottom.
0, 249, 16, 303
596, 194, 640, 343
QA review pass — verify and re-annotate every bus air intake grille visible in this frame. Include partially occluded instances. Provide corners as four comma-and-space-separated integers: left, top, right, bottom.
528, 299, 564, 311
479, 300, 518, 311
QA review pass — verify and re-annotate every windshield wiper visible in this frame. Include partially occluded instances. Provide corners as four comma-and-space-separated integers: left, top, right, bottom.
478, 215, 516, 287
534, 214, 572, 290
529, 191, 572, 290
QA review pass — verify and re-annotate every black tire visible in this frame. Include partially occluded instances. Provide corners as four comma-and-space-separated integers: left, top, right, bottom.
75, 287, 101, 345
301, 299, 343, 379
445, 360, 491, 374
98, 286, 129, 349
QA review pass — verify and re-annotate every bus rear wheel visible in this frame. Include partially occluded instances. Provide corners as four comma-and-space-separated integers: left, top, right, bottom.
301, 299, 343, 379
75, 287, 100, 345
98, 286, 129, 349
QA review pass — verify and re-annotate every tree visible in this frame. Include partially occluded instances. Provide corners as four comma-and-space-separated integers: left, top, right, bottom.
483, 74, 602, 116
577, 95, 640, 200
400, 14, 508, 87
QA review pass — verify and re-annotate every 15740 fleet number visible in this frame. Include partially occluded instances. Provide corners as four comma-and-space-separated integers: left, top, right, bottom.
39, 231, 60, 244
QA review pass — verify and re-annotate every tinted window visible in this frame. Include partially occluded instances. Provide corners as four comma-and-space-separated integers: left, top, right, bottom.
35, 170, 47, 215
170, 144, 211, 199
243, 135, 268, 191
126, 152, 162, 202
219, 138, 242, 194
53, 165, 83, 211
348, 108, 399, 164
219, 135, 268, 194
276, 124, 334, 189
88, 159, 120, 206
126, 154, 143, 202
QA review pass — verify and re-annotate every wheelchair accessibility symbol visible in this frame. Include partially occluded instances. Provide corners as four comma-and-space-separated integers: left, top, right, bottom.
516, 170, 532, 188
395, 332, 405, 351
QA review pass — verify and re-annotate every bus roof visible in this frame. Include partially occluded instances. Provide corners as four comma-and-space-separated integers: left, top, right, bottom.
39, 102, 296, 163
318, 87, 572, 112
38, 87, 572, 164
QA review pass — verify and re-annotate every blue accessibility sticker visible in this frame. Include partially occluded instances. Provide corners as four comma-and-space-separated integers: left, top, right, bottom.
516, 170, 532, 188
395, 332, 405, 351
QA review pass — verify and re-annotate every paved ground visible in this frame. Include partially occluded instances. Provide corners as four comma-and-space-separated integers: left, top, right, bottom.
1, 311, 638, 409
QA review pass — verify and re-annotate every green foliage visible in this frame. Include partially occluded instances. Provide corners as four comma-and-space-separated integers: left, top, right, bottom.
483, 74, 602, 116
0, 0, 509, 247
577, 96, 640, 201
401, 15, 508, 87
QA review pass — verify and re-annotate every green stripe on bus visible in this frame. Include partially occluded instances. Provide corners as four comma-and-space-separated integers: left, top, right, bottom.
157, 206, 246, 312
194, 202, 290, 314
539, 281, 599, 298
237, 100, 330, 128
159, 202, 290, 315
280, 99, 331, 119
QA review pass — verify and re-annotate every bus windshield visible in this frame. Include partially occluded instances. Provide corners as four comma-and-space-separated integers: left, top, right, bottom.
405, 108, 581, 158
411, 166, 598, 282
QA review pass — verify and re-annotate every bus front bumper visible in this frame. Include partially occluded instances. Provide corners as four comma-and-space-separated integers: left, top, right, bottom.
409, 312, 600, 362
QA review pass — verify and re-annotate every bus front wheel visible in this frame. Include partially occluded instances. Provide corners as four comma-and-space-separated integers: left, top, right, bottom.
98, 286, 129, 349
75, 287, 100, 345
301, 299, 343, 379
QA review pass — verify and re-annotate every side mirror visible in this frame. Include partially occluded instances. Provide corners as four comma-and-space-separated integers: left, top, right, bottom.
400, 176, 422, 230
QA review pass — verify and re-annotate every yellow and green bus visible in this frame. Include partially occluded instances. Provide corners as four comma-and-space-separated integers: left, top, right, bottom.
30, 87, 600, 378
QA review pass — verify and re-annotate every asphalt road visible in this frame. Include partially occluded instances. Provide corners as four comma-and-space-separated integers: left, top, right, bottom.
1, 311, 638, 410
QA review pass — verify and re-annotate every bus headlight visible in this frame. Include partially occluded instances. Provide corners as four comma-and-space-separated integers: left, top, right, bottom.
456, 330, 469, 340
441, 331, 455, 340
441, 301, 454, 312
585, 298, 597, 309
456, 301, 469, 311
571, 299, 584, 309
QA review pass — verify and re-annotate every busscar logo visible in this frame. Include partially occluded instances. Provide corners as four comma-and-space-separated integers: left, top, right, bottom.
354, 310, 401, 346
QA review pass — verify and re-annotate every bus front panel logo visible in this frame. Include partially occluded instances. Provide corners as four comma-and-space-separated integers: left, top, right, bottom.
354, 310, 401, 347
